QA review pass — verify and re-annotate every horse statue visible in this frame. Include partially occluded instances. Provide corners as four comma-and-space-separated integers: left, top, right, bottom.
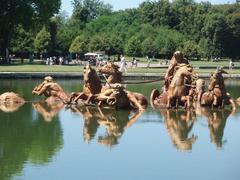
70, 65, 148, 110
32, 76, 71, 104
0, 92, 25, 112
70, 65, 103, 104
201, 67, 236, 110
98, 62, 122, 85
151, 64, 194, 108
166, 64, 194, 108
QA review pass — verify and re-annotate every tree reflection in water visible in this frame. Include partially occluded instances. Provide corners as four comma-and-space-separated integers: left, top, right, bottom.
0, 103, 63, 180
70, 106, 143, 147
160, 109, 197, 151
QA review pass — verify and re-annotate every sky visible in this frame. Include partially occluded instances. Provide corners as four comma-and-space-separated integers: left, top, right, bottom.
61, 0, 237, 16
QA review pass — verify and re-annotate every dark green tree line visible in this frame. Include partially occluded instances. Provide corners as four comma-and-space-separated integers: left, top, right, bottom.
2, 0, 240, 61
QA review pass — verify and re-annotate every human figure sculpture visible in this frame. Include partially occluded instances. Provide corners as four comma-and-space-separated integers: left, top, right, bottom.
32, 76, 70, 103
70, 65, 148, 110
94, 83, 147, 110
151, 63, 194, 109
164, 51, 189, 92
150, 51, 193, 109
201, 67, 236, 110
166, 64, 194, 108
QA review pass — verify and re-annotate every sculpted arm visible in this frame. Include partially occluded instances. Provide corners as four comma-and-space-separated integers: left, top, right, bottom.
34, 84, 49, 96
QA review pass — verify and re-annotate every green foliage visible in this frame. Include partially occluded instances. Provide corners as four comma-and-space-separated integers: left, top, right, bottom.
69, 35, 89, 53
142, 38, 158, 57
71, 0, 112, 23
0, 0, 61, 60
3, 0, 240, 60
125, 36, 142, 57
34, 27, 51, 53
202, 13, 230, 57
225, 10, 240, 59
10, 26, 34, 53
155, 27, 186, 57
179, 41, 202, 59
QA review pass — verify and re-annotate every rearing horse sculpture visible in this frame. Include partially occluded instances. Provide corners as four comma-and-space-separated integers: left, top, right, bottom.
166, 64, 194, 108
70, 65, 148, 110
201, 67, 236, 110
70, 65, 103, 104
98, 62, 122, 85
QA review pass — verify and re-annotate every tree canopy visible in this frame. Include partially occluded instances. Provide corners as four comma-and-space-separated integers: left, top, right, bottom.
0, 0, 61, 63
2, 0, 240, 61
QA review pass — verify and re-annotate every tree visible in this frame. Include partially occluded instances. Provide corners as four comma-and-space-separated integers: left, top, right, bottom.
71, 0, 112, 24
202, 13, 230, 58
225, 12, 240, 59
34, 27, 51, 54
10, 26, 34, 54
109, 35, 124, 55
0, 0, 61, 63
69, 35, 89, 53
125, 36, 142, 57
180, 41, 202, 60
142, 38, 158, 57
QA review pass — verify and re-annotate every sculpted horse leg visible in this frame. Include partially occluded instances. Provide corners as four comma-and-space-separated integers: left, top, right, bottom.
186, 96, 192, 109
96, 94, 116, 106
229, 98, 236, 111
167, 95, 173, 109
221, 99, 225, 109
197, 91, 203, 105
70, 92, 88, 104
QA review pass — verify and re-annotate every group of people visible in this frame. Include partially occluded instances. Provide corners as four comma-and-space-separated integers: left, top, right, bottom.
45, 56, 67, 65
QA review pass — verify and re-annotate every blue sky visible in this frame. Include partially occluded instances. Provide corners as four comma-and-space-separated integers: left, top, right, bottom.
61, 0, 236, 16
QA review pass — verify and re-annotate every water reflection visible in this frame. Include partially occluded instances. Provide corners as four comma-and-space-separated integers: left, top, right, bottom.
32, 101, 64, 122
70, 106, 143, 147
0, 104, 63, 180
196, 107, 232, 149
160, 109, 197, 151
0, 101, 25, 113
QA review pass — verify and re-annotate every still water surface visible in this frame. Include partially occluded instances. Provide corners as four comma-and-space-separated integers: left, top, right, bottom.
0, 79, 240, 180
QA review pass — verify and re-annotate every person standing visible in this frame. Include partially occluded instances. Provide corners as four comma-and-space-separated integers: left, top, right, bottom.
146, 56, 151, 68
229, 60, 234, 70
119, 54, 127, 73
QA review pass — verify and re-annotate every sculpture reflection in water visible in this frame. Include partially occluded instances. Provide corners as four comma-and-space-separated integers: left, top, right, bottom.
0, 92, 25, 113
196, 107, 232, 149
160, 109, 197, 151
70, 106, 143, 147
32, 101, 64, 122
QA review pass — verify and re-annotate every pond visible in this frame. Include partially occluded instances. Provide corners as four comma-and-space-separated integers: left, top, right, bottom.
0, 79, 240, 180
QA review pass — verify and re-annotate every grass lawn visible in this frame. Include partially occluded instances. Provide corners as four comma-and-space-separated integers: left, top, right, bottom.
0, 59, 240, 74
0, 63, 240, 74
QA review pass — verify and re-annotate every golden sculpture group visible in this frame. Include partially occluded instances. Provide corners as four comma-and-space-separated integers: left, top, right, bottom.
0, 51, 239, 112
1, 51, 239, 150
